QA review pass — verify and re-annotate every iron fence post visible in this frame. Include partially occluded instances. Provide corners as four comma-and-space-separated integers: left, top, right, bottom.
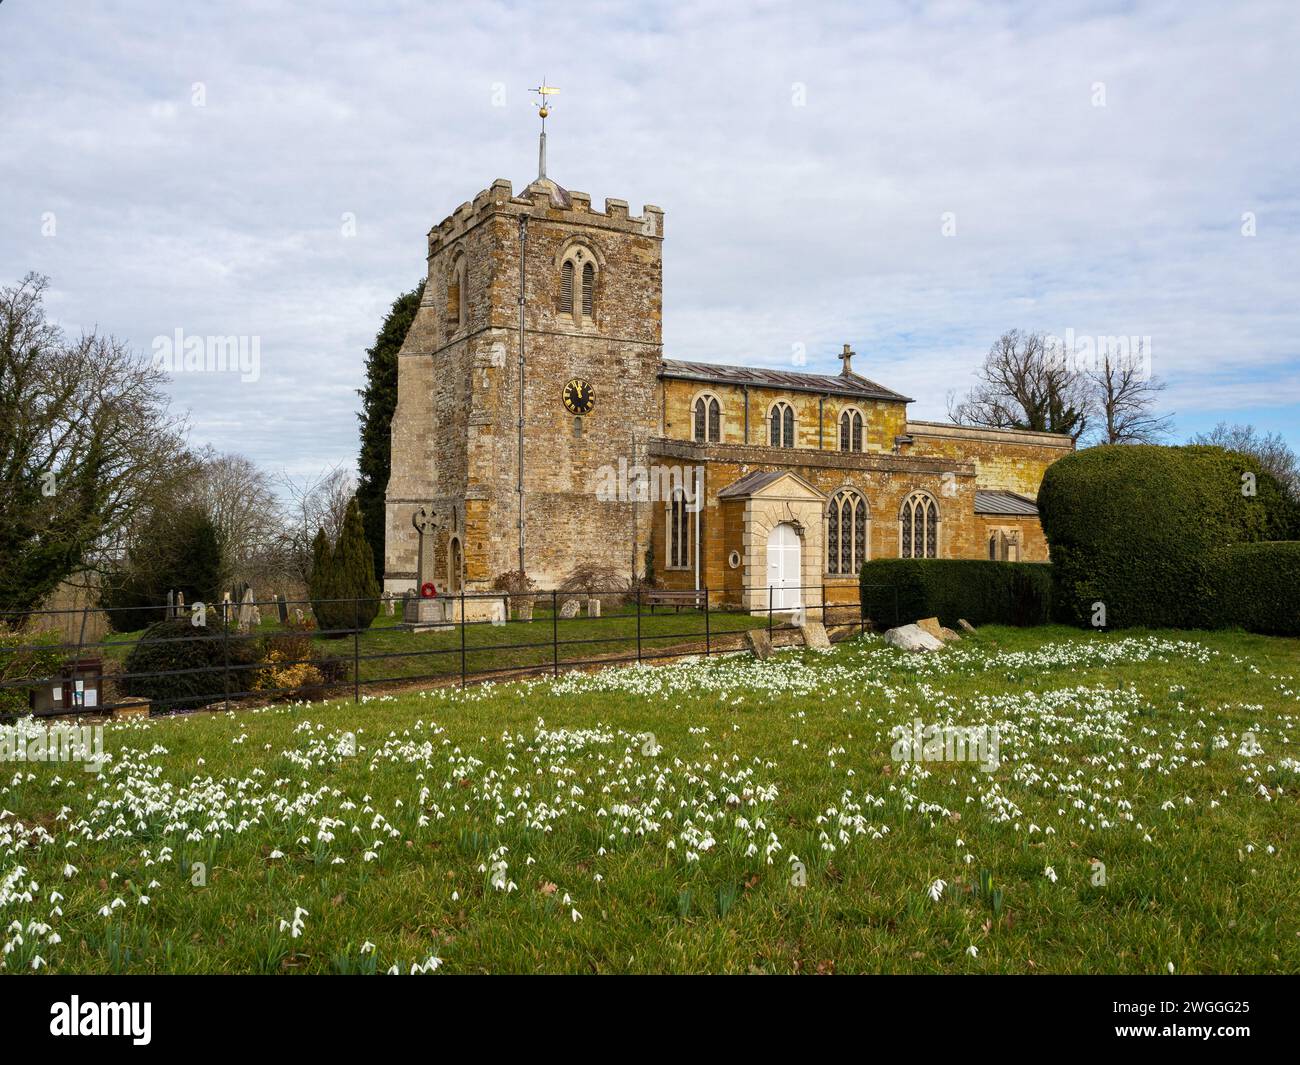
222, 603, 230, 714
636, 586, 642, 664
352, 598, 360, 703
552, 590, 559, 676
460, 591, 467, 688
768, 585, 773, 635
704, 587, 711, 657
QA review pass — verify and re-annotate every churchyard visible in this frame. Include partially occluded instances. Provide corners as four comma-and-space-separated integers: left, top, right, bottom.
3, 623, 1297, 974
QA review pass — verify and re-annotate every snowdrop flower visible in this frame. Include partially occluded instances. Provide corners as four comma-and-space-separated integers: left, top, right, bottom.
966, 945, 978, 958
62, 864, 77, 879
1043, 866, 1058, 884
928, 878, 946, 902
571, 908, 582, 922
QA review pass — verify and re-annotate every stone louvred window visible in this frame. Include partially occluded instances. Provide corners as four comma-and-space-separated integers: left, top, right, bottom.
581, 262, 595, 318
900, 491, 939, 559
827, 489, 868, 575
558, 261, 574, 315
770, 402, 795, 448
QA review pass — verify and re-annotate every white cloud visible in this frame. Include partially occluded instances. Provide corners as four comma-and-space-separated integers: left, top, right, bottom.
1, 0, 1297, 478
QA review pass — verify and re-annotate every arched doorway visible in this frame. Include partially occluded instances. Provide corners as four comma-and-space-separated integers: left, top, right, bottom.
447, 536, 463, 594
765, 523, 802, 611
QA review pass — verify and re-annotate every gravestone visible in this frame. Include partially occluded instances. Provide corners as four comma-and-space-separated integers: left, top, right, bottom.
412, 507, 437, 592
294, 607, 305, 624
277, 594, 289, 624
238, 588, 257, 633
385, 593, 396, 616
799, 621, 831, 649
559, 598, 581, 619
517, 599, 534, 622
166, 589, 175, 619
587, 599, 601, 618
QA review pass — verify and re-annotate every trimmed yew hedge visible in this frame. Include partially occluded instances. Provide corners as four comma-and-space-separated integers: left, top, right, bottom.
860, 558, 1054, 629
1210, 542, 1300, 636
1038, 445, 1300, 629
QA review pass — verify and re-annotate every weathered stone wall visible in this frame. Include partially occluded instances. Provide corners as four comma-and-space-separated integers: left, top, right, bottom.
976, 515, 1050, 562
647, 438, 984, 603
905, 420, 1073, 499
385, 178, 666, 593
661, 378, 908, 453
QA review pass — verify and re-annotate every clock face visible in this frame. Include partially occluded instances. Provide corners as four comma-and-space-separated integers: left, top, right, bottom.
562, 378, 595, 416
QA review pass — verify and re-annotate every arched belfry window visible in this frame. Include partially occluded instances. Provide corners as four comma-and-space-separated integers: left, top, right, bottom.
557, 246, 598, 320
693, 393, 722, 443
827, 489, 869, 575
900, 491, 939, 559
769, 401, 795, 448
839, 408, 864, 452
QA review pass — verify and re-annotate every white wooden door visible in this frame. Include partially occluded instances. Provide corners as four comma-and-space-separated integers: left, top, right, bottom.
766, 523, 802, 612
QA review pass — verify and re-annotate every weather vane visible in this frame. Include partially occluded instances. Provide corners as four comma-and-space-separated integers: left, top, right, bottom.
531, 80, 559, 180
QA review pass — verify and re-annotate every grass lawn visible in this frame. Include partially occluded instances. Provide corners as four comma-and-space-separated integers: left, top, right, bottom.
96, 602, 773, 690
3, 624, 1299, 974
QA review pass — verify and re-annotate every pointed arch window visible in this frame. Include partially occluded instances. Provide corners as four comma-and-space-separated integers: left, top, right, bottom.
827, 489, 869, 575
900, 491, 939, 559
839, 408, 864, 452
668, 488, 692, 568
693, 394, 722, 443
769, 401, 795, 448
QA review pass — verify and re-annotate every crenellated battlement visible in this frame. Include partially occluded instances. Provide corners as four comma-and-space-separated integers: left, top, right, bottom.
428, 178, 663, 256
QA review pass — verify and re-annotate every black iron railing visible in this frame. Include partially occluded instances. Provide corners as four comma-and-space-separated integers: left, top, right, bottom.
0, 583, 869, 718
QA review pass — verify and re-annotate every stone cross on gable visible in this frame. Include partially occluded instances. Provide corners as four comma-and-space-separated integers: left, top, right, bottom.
412, 506, 438, 589
838, 343, 855, 377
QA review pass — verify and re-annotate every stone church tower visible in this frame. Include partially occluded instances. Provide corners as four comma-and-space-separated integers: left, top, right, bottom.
384, 148, 665, 594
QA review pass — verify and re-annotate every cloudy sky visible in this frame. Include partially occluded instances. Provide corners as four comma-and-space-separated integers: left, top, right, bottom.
2, 0, 1297, 481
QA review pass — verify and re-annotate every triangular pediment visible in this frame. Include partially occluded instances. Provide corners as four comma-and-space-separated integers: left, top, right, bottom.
717, 469, 826, 501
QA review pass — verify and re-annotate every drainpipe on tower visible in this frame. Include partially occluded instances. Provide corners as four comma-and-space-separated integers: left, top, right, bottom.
517, 214, 527, 575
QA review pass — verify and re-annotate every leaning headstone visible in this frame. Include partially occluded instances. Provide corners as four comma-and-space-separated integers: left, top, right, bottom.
916, 616, 944, 640
883, 624, 944, 652
939, 626, 962, 642
277, 594, 289, 624
799, 621, 831, 649
294, 607, 305, 624
747, 629, 773, 661
587, 599, 601, 618
176, 591, 185, 616
238, 588, 257, 632
957, 618, 976, 634
517, 599, 534, 622
166, 589, 175, 619
559, 598, 581, 619
385, 593, 396, 616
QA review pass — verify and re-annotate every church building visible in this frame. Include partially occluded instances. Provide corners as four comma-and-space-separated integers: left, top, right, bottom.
384, 117, 1073, 613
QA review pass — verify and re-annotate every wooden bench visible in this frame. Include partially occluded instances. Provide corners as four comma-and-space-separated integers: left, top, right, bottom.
642, 589, 705, 613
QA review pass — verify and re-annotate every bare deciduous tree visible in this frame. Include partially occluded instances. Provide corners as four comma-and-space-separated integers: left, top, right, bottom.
947, 329, 1090, 441
277, 465, 356, 582
1190, 422, 1300, 498
1083, 341, 1174, 444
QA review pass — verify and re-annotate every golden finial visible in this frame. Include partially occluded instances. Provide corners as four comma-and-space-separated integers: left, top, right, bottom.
532, 81, 559, 121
